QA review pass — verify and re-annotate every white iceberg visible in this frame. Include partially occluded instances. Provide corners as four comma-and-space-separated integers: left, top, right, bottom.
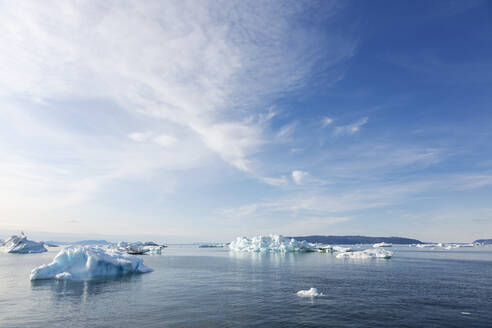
336, 248, 392, 259
0, 233, 47, 254
29, 246, 153, 280
144, 246, 162, 254
229, 235, 316, 253
116, 241, 163, 255
373, 242, 392, 248
297, 288, 323, 297
332, 245, 355, 253
416, 244, 436, 248
317, 245, 335, 253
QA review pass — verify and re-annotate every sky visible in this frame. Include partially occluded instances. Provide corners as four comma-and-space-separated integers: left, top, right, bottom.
0, 0, 491, 243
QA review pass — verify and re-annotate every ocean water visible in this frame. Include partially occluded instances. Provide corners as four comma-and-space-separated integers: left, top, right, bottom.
1, 245, 492, 327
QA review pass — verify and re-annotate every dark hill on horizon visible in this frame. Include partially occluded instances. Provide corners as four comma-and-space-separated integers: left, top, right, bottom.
291, 235, 423, 245
475, 239, 492, 245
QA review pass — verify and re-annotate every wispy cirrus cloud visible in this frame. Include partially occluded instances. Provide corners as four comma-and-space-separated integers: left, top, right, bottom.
333, 117, 368, 136
0, 0, 356, 227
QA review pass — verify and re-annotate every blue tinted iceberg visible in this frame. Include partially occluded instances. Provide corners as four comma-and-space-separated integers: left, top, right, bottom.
229, 234, 316, 253
30, 246, 153, 280
0, 233, 47, 253
336, 248, 392, 259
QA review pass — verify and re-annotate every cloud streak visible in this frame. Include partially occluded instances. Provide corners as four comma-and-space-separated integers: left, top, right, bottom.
333, 117, 368, 136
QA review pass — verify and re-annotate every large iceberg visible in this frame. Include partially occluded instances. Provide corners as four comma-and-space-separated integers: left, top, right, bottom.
336, 248, 392, 259
30, 246, 153, 280
0, 233, 47, 253
229, 235, 316, 253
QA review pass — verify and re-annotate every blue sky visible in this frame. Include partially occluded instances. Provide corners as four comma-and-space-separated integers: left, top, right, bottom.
0, 0, 491, 242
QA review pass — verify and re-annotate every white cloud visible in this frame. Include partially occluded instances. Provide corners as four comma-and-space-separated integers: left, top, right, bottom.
129, 132, 153, 142
0, 1, 357, 235
334, 117, 368, 136
0, 1, 355, 174
260, 176, 288, 186
154, 134, 177, 147
322, 116, 334, 127
277, 122, 297, 138
292, 170, 309, 185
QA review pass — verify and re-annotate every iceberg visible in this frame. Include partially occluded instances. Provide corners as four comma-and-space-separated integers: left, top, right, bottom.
416, 244, 436, 248
0, 233, 47, 253
373, 242, 392, 248
332, 245, 355, 253
229, 235, 316, 253
297, 288, 323, 297
317, 245, 335, 253
336, 248, 392, 259
117, 241, 164, 255
30, 246, 153, 280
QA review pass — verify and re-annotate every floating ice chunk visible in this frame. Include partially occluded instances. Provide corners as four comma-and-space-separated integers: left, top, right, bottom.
373, 242, 392, 248
0, 233, 47, 254
297, 288, 323, 297
456, 243, 474, 248
317, 245, 335, 253
29, 246, 153, 280
416, 244, 436, 248
143, 245, 162, 254
332, 245, 355, 253
117, 241, 164, 255
336, 248, 392, 259
126, 245, 150, 255
229, 235, 316, 253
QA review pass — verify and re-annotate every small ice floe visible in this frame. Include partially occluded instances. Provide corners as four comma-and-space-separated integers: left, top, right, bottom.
126, 245, 150, 255
373, 242, 392, 248
297, 288, 324, 297
29, 246, 153, 280
317, 245, 334, 253
117, 241, 164, 255
456, 243, 474, 248
229, 235, 317, 253
416, 244, 436, 248
199, 244, 225, 248
0, 233, 47, 254
332, 245, 354, 253
336, 248, 392, 259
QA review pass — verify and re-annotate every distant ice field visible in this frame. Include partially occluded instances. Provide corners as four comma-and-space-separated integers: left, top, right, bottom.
1, 245, 492, 327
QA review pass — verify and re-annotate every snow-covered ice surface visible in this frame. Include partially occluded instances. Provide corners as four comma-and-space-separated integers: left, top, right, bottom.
0, 233, 47, 254
297, 288, 324, 297
229, 235, 316, 253
336, 248, 393, 259
30, 246, 153, 280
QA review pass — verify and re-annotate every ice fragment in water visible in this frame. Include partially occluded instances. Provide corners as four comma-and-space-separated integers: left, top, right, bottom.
297, 288, 323, 297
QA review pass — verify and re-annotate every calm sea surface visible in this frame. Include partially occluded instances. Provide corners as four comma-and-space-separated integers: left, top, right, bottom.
1, 245, 492, 327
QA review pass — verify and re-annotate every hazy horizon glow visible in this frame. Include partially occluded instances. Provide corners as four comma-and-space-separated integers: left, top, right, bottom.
1, 0, 491, 243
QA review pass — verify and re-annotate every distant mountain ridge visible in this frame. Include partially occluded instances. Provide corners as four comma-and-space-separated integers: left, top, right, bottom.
291, 235, 423, 245
474, 239, 492, 245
